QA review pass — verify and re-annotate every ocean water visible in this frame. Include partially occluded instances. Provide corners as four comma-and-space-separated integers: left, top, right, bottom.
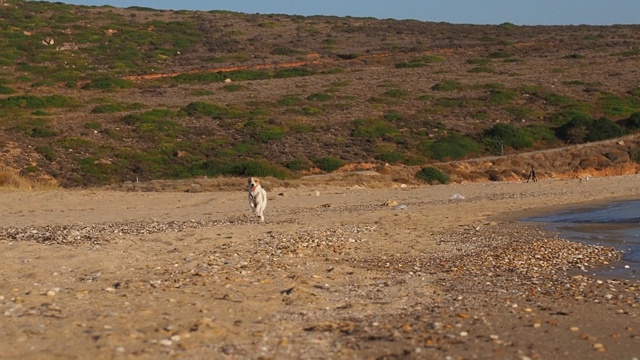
524, 199, 640, 280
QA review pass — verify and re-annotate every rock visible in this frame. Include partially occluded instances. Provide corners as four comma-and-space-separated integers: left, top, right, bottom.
187, 184, 202, 193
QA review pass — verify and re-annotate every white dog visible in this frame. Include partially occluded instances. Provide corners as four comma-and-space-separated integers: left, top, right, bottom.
247, 177, 267, 222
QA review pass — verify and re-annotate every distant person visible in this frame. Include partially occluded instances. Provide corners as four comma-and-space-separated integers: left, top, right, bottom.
527, 166, 537, 183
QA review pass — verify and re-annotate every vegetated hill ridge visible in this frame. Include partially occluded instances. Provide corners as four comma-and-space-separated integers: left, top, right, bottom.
0, 0, 639, 187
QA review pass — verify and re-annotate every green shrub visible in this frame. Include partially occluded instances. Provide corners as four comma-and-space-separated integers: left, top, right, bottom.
488, 51, 512, 59
624, 112, 640, 130
469, 66, 495, 73
84, 122, 102, 130
306, 93, 332, 101
382, 89, 409, 99
434, 98, 463, 108
223, 84, 244, 92
0, 85, 16, 94
274, 68, 313, 78
59, 137, 95, 151
314, 157, 345, 172
121, 109, 182, 138
178, 159, 295, 179
547, 109, 592, 126
431, 80, 462, 91
290, 123, 314, 133
415, 166, 450, 185
588, 117, 625, 141
277, 96, 304, 106
36, 145, 56, 162
0, 95, 77, 109
523, 124, 559, 146
487, 89, 518, 105
631, 148, 640, 163
180, 102, 228, 118
466, 58, 492, 66
563, 53, 585, 59
383, 110, 403, 121
556, 115, 624, 143
31, 110, 49, 116
427, 134, 481, 160
12, 119, 59, 138
599, 94, 640, 117
483, 123, 533, 151
351, 118, 400, 140
377, 152, 403, 163
252, 126, 285, 143
543, 92, 577, 106
284, 158, 313, 171
91, 102, 145, 114
227, 160, 294, 178
497, 22, 517, 30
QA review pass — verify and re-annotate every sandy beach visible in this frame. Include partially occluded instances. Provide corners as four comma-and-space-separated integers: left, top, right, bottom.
1, 174, 640, 359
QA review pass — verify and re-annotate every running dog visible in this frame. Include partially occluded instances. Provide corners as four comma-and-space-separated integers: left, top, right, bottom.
247, 177, 267, 222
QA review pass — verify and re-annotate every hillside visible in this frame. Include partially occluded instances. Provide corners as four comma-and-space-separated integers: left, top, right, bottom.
0, 0, 639, 187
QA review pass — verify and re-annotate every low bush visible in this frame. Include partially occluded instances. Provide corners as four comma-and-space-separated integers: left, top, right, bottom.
487, 89, 518, 105
91, 102, 145, 114
0, 85, 16, 94
306, 93, 332, 102
222, 84, 244, 92
177, 159, 295, 179
427, 134, 482, 160
35, 145, 57, 162
466, 58, 492, 66
377, 151, 403, 163
84, 122, 102, 130
314, 157, 345, 172
556, 115, 625, 143
12, 119, 59, 138
431, 80, 462, 91
351, 118, 400, 140
180, 102, 229, 118
623, 112, 640, 130
277, 96, 304, 106
483, 123, 533, 151
0, 95, 78, 109
415, 166, 450, 185
252, 126, 286, 143
599, 94, 640, 117
468, 66, 495, 73
274, 68, 313, 78
284, 158, 313, 172
382, 89, 409, 99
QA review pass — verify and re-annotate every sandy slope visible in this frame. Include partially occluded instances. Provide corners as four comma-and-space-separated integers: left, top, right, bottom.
1, 175, 640, 359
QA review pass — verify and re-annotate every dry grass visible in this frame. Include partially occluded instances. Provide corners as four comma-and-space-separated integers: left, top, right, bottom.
0, 169, 59, 191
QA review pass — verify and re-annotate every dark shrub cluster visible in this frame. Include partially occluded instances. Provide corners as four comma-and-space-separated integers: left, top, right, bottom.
415, 166, 450, 185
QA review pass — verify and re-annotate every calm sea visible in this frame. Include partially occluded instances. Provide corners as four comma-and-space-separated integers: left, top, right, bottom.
525, 199, 640, 280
